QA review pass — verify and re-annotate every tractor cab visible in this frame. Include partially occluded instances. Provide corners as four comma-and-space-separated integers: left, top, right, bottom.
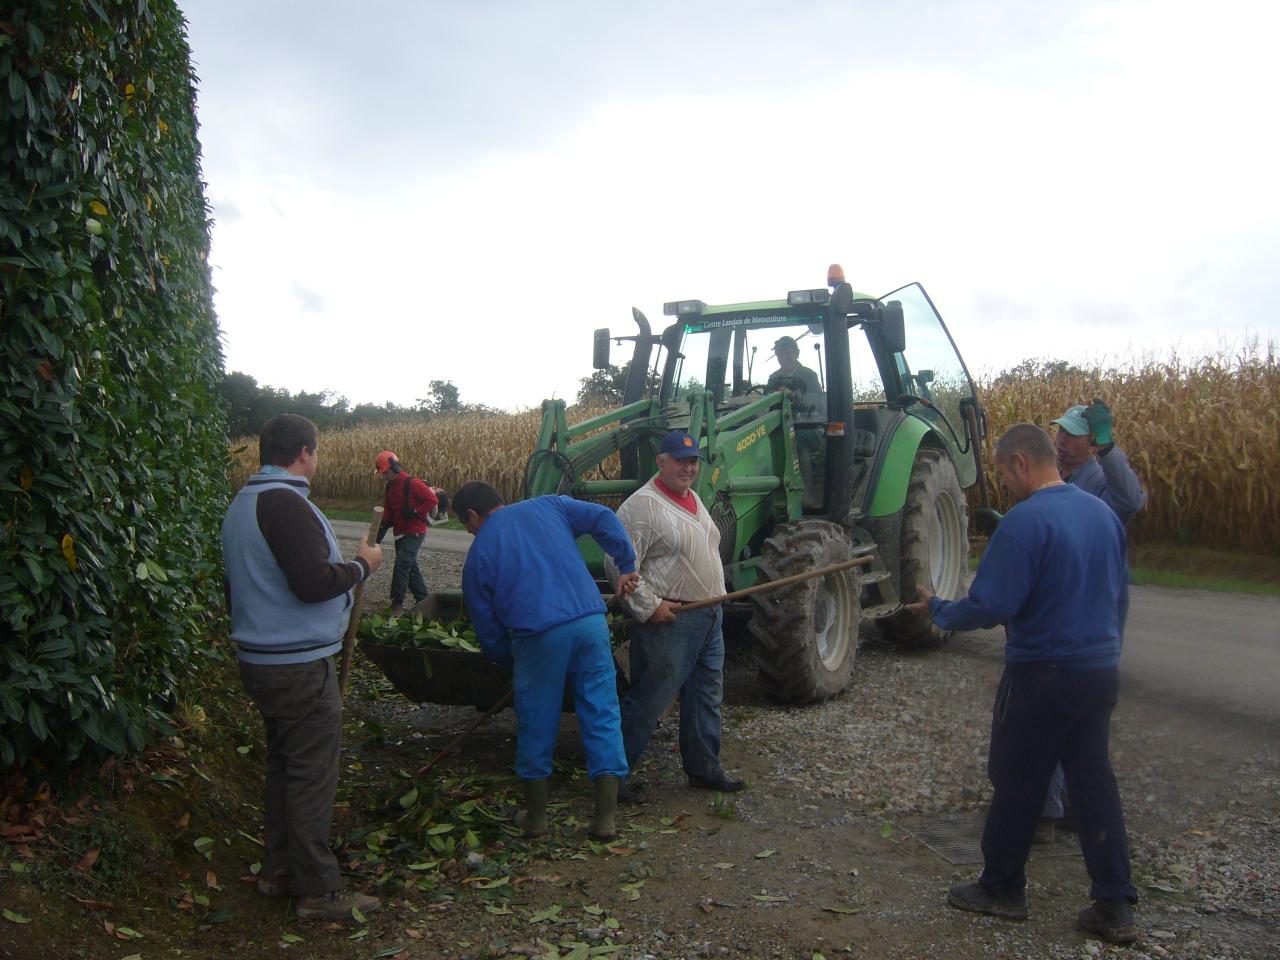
601, 282, 984, 524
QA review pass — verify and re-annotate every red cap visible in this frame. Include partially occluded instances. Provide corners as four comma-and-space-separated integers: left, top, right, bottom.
374, 450, 399, 475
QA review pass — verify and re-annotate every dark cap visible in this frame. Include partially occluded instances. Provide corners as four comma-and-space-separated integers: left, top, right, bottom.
774, 335, 799, 352
657, 430, 705, 460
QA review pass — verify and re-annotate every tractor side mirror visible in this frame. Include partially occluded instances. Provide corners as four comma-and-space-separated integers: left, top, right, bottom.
593, 328, 611, 369
917, 368, 935, 384
881, 301, 906, 354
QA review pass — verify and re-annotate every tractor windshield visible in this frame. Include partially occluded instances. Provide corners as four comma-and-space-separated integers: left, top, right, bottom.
672, 320, 886, 414
884, 282, 977, 454
671, 322, 829, 415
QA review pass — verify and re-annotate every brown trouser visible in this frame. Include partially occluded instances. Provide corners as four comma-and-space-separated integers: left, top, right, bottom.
238, 657, 342, 896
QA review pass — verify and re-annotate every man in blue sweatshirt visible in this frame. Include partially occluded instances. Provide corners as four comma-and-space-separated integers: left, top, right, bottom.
222, 414, 383, 922
453, 482, 640, 841
905, 423, 1138, 945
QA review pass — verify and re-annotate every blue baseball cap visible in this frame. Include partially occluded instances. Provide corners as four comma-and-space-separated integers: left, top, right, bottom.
1051, 405, 1090, 437
658, 430, 705, 460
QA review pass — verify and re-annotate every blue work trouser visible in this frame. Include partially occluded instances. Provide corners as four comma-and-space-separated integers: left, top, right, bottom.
509, 613, 628, 781
620, 606, 725, 782
980, 663, 1138, 903
391, 533, 429, 605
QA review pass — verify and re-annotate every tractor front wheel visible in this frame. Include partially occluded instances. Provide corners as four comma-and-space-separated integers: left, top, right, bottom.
748, 521, 862, 703
882, 449, 969, 649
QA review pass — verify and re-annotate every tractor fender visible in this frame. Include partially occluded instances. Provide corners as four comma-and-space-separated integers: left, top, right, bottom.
867, 416, 940, 518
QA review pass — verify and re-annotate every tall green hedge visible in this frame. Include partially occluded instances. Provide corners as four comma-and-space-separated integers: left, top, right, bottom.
0, 1, 227, 767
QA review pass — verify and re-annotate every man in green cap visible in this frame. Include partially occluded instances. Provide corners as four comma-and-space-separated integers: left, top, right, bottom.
1034, 399, 1146, 843
1050, 399, 1147, 524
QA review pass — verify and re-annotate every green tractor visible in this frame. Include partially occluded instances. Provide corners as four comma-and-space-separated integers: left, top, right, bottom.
524, 275, 990, 703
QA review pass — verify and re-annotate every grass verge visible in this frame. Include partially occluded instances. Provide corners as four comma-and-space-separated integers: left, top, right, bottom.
970, 539, 1280, 597
1127, 542, 1280, 595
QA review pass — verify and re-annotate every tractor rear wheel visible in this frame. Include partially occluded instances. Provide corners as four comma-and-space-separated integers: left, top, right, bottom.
748, 521, 862, 703
882, 449, 969, 649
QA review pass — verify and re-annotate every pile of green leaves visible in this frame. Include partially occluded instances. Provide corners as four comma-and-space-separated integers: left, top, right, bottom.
359, 611, 630, 657
348, 766, 623, 900
358, 614, 483, 653
0, 2, 226, 767
350, 772, 524, 887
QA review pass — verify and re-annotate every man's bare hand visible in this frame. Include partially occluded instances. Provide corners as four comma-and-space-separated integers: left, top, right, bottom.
902, 583, 933, 618
646, 600, 680, 624
615, 571, 641, 598
357, 540, 383, 574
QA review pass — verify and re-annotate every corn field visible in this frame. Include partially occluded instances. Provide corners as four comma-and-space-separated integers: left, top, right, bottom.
230, 408, 551, 508
230, 348, 1280, 554
977, 348, 1280, 554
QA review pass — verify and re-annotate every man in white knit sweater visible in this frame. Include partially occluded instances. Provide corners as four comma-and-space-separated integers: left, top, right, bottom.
608, 430, 744, 798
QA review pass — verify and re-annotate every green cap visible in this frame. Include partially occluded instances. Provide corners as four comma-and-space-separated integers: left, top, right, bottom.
1051, 405, 1090, 436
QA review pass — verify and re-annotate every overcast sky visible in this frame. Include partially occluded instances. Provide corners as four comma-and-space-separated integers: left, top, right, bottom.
180, 0, 1278, 412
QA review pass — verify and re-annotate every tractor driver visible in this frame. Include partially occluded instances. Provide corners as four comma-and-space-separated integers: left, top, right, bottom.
767, 335, 824, 506
766, 335, 822, 418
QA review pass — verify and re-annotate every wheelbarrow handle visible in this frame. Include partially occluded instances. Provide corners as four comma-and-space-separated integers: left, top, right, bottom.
415, 689, 514, 778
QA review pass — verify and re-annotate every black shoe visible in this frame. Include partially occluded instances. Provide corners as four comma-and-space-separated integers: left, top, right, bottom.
1078, 899, 1137, 945
687, 771, 745, 793
946, 882, 1028, 921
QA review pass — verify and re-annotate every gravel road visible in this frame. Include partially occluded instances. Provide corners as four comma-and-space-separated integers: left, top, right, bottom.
335, 535, 1279, 960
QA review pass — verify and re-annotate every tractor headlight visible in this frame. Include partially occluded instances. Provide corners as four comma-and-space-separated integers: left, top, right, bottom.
663, 300, 706, 316
787, 288, 831, 306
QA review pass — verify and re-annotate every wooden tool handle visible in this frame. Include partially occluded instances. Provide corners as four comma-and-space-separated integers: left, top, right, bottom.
339, 504, 384, 697
365, 506, 384, 545
676, 555, 872, 614
607, 555, 874, 629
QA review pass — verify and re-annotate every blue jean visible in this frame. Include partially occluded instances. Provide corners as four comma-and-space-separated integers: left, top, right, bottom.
510, 614, 628, 781
391, 533, 429, 605
620, 606, 725, 782
980, 663, 1137, 903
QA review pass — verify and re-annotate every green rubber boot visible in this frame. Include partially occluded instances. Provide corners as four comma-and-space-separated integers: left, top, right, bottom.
514, 778, 549, 837
590, 775, 619, 841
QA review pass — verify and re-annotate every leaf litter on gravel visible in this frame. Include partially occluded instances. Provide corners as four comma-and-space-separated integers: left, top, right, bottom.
340, 768, 638, 905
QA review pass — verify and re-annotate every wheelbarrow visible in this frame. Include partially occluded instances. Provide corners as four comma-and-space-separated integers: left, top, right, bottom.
359, 590, 629, 712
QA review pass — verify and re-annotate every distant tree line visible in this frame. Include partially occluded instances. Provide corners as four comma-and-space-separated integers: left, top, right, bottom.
218, 372, 494, 437
222, 360, 660, 438
575, 360, 663, 406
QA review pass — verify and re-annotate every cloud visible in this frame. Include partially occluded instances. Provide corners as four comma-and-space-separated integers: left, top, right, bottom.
290, 283, 326, 314
182, 0, 1280, 410
209, 196, 241, 223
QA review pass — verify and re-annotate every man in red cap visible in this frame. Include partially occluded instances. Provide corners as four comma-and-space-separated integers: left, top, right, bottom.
374, 451, 439, 614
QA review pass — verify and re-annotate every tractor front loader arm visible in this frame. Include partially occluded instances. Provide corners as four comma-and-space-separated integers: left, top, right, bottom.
523, 398, 667, 499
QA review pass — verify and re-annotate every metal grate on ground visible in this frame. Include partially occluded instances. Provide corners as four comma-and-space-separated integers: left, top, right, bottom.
900, 812, 1081, 865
